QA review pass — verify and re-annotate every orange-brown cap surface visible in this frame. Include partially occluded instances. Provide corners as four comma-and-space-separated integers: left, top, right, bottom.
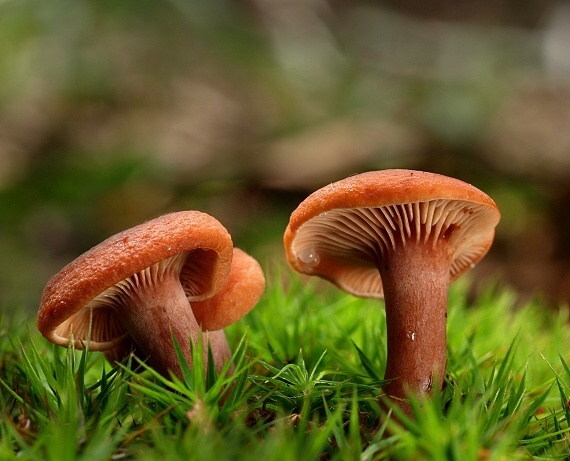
193, 248, 266, 331
37, 211, 234, 350
284, 170, 501, 298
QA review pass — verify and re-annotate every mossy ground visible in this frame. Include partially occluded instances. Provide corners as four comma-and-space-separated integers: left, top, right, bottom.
1, 272, 570, 460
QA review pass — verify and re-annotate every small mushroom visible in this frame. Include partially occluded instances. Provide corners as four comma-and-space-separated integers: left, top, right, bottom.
37, 211, 265, 379
284, 170, 500, 416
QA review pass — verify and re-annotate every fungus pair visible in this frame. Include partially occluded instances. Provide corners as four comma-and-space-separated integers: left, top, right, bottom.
38, 169, 500, 417
284, 170, 500, 416
37, 211, 265, 379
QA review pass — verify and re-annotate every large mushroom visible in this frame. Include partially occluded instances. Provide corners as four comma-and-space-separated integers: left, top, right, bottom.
37, 211, 265, 379
284, 170, 500, 416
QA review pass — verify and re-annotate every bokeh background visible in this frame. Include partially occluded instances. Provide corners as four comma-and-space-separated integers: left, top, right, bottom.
1, 0, 570, 318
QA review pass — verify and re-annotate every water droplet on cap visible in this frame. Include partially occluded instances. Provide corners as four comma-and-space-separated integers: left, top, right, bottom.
298, 248, 320, 272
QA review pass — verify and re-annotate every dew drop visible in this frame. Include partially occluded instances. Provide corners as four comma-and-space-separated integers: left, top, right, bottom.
298, 248, 320, 271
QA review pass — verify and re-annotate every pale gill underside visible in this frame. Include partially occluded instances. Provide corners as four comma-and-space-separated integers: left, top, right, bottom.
52, 249, 220, 350
291, 199, 498, 298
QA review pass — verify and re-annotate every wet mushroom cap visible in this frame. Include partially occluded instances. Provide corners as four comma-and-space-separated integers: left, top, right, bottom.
37, 211, 234, 351
284, 169, 501, 297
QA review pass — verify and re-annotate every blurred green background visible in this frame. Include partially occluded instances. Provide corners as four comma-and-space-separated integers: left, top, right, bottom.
1, 0, 570, 318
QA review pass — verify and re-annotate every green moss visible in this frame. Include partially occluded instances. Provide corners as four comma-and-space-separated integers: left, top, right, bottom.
1, 272, 570, 460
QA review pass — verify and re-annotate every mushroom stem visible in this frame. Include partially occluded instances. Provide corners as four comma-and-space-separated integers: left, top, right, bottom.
118, 274, 231, 379
379, 240, 451, 417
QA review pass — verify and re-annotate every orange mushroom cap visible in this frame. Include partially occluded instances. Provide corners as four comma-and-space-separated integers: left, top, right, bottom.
37, 211, 256, 352
284, 169, 501, 298
193, 248, 266, 331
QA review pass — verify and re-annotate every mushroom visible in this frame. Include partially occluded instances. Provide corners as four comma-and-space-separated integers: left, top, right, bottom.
37, 211, 265, 379
283, 170, 500, 416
